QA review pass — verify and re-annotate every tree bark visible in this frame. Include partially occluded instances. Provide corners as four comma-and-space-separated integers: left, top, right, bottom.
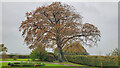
56, 28, 65, 62
57, 46, 65, 62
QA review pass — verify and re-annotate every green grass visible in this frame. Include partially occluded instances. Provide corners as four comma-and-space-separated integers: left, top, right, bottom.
62, 62, 84, 66
1, 62, 75, 68
55, 62, 98, 68
1, 66, 75, 68
0, 59, 32, 61
68, 63, 97, 68
0, 59, 98, 68
0, 62, 98, 68
53, 61, 84, 66
1, 62, 66, 66
1, 62, 10, 66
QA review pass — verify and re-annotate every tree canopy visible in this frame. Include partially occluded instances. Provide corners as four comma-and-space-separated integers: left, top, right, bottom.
106, 48, 120, 56
19, 2, 100, 61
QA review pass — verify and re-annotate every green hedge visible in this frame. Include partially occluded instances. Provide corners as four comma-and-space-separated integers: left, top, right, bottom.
8, 55, 29, 59
65, 55, 119, 67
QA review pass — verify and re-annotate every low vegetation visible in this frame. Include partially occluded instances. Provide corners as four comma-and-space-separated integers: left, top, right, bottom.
30, 46, 47, 61
1, 62, 80, 68
65, 55, 119, 67
7, 62, 45, 67
54, 42, 89, 56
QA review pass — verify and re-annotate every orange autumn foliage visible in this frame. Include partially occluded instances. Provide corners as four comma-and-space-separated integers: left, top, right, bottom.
19, 2, 100, 61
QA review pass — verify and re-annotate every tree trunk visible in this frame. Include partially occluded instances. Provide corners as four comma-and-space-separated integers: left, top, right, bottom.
56, 29, 65, 62
58, 46, 65, 62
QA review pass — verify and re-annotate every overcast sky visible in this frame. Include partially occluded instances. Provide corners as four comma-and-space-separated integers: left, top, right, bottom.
1, 2, 118, 55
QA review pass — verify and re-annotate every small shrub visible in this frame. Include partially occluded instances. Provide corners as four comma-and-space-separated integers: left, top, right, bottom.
30, 46, 47, 61
2, 53, 9, 59
45, 52, 55, 62
13, 56, 17, 60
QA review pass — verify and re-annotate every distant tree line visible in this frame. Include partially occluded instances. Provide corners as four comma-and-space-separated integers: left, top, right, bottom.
106, 48, 120, 56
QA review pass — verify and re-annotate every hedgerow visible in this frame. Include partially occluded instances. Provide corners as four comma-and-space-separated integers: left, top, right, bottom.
65, 55, 119, 67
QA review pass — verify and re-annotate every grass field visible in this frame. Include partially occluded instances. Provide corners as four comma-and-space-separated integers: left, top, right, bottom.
1, 62, 75, 68
0, 62, 98, 68
0, 59, 98, 68
0, 59, 32, 61
1, 62, 65, 66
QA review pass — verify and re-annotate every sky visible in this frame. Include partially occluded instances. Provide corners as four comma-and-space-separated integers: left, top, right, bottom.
1, 2, 118, 55
1, 0, 119, 2
0, 2, 2, 44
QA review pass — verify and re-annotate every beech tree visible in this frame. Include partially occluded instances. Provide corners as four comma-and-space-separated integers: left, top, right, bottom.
19, 2, 100, 61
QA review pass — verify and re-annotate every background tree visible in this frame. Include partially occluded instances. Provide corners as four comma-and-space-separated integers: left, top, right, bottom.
106, 48, 120, 56
13, 56, 18, 60
0, 44, 7, 53
19, 2, 100, 61
54, 41, 89, 56
0, 44, 8, 59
